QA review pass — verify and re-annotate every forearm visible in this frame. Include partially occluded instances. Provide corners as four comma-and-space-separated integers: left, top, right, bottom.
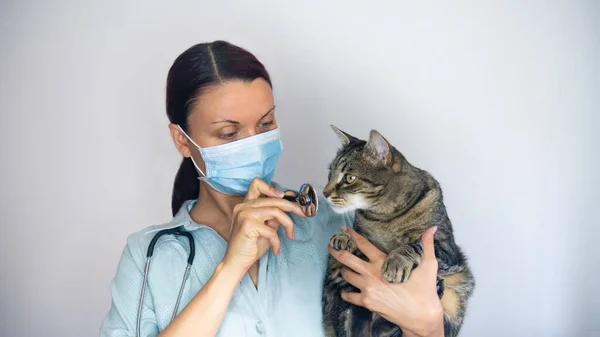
157, 261, 244, 337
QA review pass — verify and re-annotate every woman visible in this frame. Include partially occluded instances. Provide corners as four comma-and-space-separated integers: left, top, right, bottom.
100, 40, 444, 337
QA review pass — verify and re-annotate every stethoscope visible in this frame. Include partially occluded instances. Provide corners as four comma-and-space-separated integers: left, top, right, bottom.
136, 183, 319, 337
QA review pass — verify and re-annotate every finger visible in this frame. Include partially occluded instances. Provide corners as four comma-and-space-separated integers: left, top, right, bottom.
328, 246, 367, 274
341, 226, 384, 262
248, 197, 307, 218
411, 226, 439, 282
258, 207, 295, 240
340, 291, 365, 308
253, 223, 281, 255
265, 218, 279, 230
245, 177, 285, 201
421, 226, 438, 262
341, 267, 365, 290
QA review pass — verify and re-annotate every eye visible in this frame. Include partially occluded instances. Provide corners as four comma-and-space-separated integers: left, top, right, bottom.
221, 132, 237, 140
343, 174, 357, 185
259, 120, 274, 128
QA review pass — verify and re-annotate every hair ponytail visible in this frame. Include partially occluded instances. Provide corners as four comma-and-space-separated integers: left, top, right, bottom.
166, 40, 271, 215
171, 157, 199, 216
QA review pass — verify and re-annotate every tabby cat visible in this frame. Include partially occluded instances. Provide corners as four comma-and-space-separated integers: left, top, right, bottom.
322, 126, 475, 337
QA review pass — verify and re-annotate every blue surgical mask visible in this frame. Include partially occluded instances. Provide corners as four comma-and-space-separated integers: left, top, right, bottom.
177, 126, 283, 195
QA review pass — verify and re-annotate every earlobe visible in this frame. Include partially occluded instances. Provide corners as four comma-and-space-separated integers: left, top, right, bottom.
364, 130, 391, 164
330, 125, 359, 147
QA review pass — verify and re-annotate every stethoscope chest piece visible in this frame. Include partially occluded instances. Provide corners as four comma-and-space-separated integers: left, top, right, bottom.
283, 183, 319, 217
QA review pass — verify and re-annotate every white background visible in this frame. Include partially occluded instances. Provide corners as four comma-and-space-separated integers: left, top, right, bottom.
1, 1, 598, 336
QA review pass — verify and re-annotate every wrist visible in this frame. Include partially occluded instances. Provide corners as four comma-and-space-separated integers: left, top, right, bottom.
216, 259, 246, 283
403, 321, 444, 337
402, 310, 444, 337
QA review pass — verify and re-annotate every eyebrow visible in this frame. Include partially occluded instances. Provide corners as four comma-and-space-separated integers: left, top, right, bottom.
211, 106, 276, 125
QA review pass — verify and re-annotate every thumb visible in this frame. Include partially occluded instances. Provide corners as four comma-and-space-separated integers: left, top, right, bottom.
421, 226, 438, 261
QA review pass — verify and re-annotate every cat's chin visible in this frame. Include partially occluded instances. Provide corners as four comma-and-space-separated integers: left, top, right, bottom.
329, 204, 357, 214
327, 202, 359, 214
326, 196, 369, 214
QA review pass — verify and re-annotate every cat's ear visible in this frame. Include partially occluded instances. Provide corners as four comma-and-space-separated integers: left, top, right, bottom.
330, 125, 358, 147
364, 129, 392, 165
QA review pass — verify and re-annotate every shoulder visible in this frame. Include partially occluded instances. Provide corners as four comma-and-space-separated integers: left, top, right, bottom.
111, 225, 180, 283
123, 223, 171, 259
100, 216, 192, 336
108, 206, 199, 298
119, 201, 198, 268
135, 199, 200, 240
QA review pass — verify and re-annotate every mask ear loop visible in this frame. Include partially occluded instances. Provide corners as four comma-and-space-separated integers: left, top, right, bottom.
177, 125, 207, 178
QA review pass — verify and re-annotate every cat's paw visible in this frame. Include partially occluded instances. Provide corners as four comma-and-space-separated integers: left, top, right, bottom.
382, 244, 423, 283
329, 232, 357, 253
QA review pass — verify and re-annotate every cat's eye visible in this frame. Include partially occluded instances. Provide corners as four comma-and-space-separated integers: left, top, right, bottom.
344, 174, 357, 185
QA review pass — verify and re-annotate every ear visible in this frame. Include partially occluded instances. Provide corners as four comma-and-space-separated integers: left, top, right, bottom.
169, 124, 192, 158
330, 125, 359, 147
364, 129, 392, 164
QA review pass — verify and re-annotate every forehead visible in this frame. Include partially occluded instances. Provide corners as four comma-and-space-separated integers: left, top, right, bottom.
188, 79, 274, 126
330, 144, 365, 171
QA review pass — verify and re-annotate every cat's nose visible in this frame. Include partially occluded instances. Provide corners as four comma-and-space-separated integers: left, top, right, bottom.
323, 189, 331, 198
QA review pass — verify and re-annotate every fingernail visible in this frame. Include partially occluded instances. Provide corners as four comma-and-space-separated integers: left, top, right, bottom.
276, 190, 284, 197
432, 226, 438, 235
340, 292, 347, 300
341, 226, 348, 232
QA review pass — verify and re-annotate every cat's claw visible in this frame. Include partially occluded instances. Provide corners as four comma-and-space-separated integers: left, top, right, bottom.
329, 232, 357, 253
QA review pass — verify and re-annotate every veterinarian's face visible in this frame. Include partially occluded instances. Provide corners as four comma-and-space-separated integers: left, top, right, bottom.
169, 79, 277, 172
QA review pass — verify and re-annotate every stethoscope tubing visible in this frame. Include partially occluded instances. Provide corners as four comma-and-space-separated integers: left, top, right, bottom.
136, 227, 196, 337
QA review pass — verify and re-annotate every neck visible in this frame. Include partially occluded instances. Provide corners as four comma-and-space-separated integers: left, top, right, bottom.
355, 185, 440, 241
189, 181, 245, 241
359, 187, 429, 223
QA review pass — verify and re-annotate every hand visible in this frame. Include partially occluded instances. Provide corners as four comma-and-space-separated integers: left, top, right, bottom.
328, 226, 444, 337
222, 178, 306, 274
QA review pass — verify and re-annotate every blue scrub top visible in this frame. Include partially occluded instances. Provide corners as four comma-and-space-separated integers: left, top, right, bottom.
100, 183, 354, 337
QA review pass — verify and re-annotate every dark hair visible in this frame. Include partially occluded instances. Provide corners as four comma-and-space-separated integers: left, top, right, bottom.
166, 40, 272, 216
